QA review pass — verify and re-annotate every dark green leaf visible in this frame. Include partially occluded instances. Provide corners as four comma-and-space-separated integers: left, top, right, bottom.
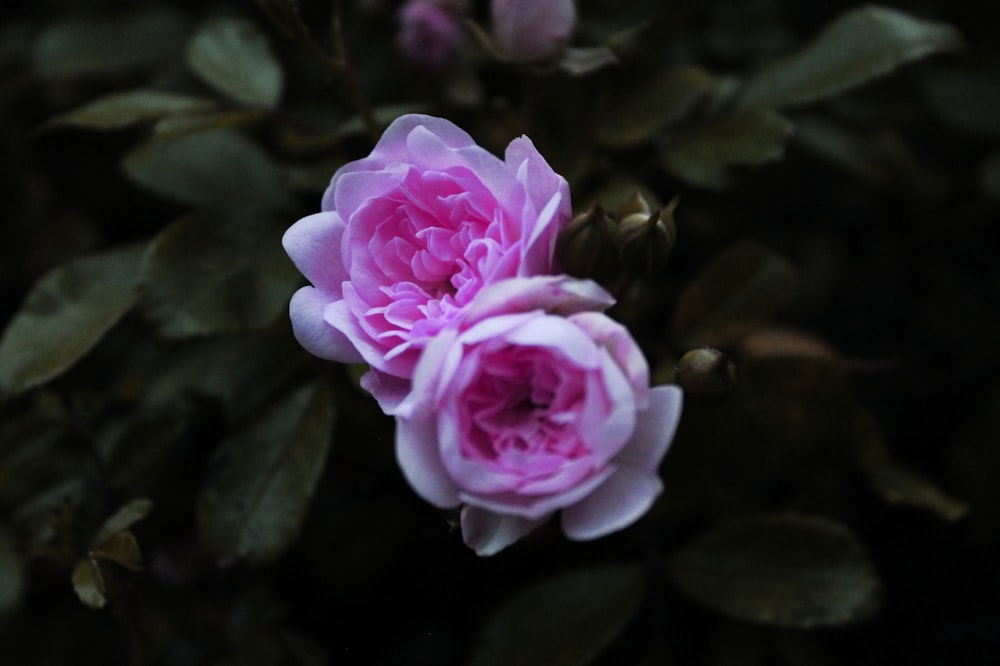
597, 66, 715, 147
673, 241, 798, 349
186, 17, 283, 108
0, 243, 145, 396
0, 525, 25, 614
556, 47, 619, 76
138, 214, 299, 339
152, 108, 268, 140
737, 6, 963, 110
121, 129, 293, 211
45, 90, 216, 131
660, 108, 794, 188
864, 462, 969, 522
470, 565, 644, 666
980, 152, 1000, 202
197, 382, 336, 564
71, 558, 106, 609
92, 530, 144, 571
669, 514, 880, 627
93, 498, 153, 545
920, 68, 1000, 138
33, 8, 190, 78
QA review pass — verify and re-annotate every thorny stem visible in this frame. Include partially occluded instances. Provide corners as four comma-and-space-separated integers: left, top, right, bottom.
331, 0, 379, 141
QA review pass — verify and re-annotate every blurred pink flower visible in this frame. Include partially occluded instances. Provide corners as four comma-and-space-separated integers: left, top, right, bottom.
283, 114, 571, 412
492, 0, 576, 63
395, 276, 683, 555
397, 0, 466, 70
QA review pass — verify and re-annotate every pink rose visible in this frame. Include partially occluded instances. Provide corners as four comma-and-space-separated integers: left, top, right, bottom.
492, 0, 576, 63
397, 0, 466, 70
395, 276, 684, 556
283, 114, 571, 412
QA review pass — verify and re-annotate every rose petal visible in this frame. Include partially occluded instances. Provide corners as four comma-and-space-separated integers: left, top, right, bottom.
360, 369, 412, 415
459, 464, 615, 520
570, 312, 651, 407
396, 410, 462, 509
560, 465, 663, 541
462, 276, 614, 325
288, 287, 364, 363
282, 212, 349, 295
615, 385, 683, 473
460, 505, 546, 556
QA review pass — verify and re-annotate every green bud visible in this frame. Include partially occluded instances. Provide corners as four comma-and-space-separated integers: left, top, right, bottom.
619, 195, 678, 277
613, 191, 653, 221
675, 346, 736, 401
556, 202, 623, 283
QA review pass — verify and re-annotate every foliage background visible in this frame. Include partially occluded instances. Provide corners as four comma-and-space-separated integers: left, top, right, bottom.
1, 0, 998, 664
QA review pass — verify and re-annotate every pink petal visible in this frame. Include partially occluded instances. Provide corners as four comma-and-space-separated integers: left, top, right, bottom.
460, 505, 546, 556
458, 465, 615, 520
282, 212, 348, 295
360, 369, 412, 415
505, 136, 571, 220
616, 385, 683, 473
462, 276, 613, 326
570, 312, 651, 407
396, 410, 462, 509
560, 465, 663, 541
288, 287, 363, 363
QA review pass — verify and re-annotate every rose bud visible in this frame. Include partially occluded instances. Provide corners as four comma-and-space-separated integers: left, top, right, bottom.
675, 347, 736, 401
491, 0, 576, 63
556, 203, 623, 284
619, 196, 678, 277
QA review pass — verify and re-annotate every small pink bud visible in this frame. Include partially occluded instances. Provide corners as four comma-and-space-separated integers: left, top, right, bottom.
398, 0, 466, 70
491, 0, 576, 63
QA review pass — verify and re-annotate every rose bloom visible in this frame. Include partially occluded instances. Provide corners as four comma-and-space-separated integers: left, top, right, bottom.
395, 276, 684, 556
283, 114, 571, 412
492, 0, 576, 63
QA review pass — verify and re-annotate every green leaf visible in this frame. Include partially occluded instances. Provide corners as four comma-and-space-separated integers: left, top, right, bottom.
92, 530, 144, 572
556, 46, 619, 76
0, 243, 145, 396
673, 241, 798, 349
122, 129, 292, 211
94, 498, 153, 545
737, 6, 963, 110
45, 89, 217, 131
669, 514, 881, 628
470, 565, 645, 666
71, 558, 106, 609
597, 66, 716, 148
186, 17, 283, 108
197, 382, 336, 564
152, 108, 268, 140
660, 108, 794, 189
0, 525, 25, 614
33, 8, 191, 78
920, 68, 1000, 138
864, 462, 969, 522
138, 214, 299, 339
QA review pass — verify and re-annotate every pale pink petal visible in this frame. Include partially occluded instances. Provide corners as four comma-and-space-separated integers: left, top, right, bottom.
503, 316, 600, 369
458, 465, 615, 520
282, 212, 348, 295
520, 190, 565, 275
288, 287, 364, 363
396, 411, 462, 509
462, 276, 614, 326
616, 385, 683, 473
560, 466, 663, 541
460, 505, 546, 556
505, 136, 571, 219
359, 369, 412, 415
570, 312, 651, 407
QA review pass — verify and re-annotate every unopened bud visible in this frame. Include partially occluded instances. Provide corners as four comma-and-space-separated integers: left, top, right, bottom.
619, 195, 678, 277
614, 191, 653, 221
556, 202, 622, 283
676, 347, 736, 400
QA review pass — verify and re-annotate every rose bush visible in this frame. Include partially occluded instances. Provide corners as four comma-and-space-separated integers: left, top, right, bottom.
395, 276, 684, 555
283, 114, 572, 412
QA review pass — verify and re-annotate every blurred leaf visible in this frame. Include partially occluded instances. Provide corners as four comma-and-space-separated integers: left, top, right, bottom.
33, 8, 190, 78
0, 525, 25, 614
94, 498, 153, 545
0, 243, 145, 396
336, 102, 430, 138
197, 382, 336, 564
737, 6, 963, 110
920, 68, 1000, 138
557, 46, 619, 76
673, 241, 798, 349
92, 530, 144, 572
864, 462, 969, 521
138, 213, 298, 339
597, 66, 715, 147
152, 108, 269, 140
122, 129, 293, 211
660, 108, 794, 189
669, 514, 881, 628
71, 558, 106, 609
470, 565, 644, 666
980, 152, 1000, 202
44, 90, 217, 131
740, 326, 840, 363
186, 17, 283, 108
